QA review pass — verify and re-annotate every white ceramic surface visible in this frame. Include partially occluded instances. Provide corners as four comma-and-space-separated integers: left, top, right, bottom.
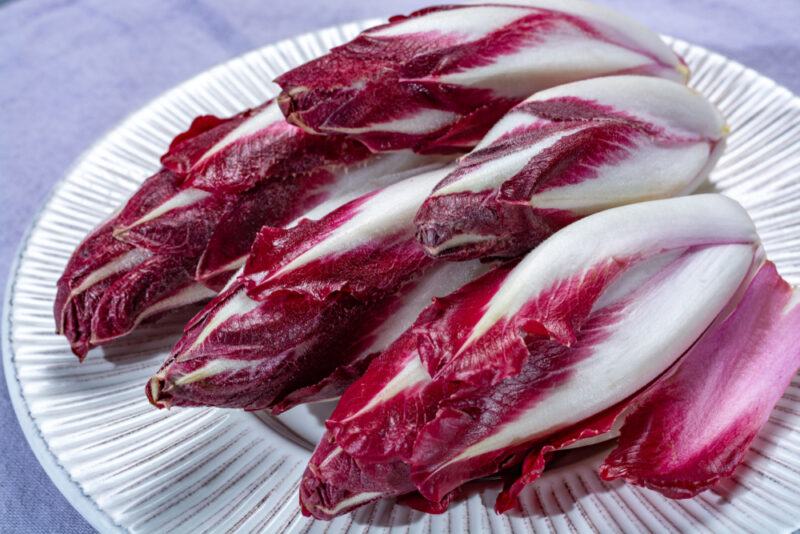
4, 19, 800, 534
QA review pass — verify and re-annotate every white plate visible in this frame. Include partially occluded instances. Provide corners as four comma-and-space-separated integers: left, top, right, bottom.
5, 19, 800, 534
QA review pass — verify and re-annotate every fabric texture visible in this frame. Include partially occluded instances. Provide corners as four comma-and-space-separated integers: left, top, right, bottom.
0, 0, 797, 531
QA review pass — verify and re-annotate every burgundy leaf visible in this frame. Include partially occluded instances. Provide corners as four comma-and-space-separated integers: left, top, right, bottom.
90, 254, 214, 345
54, 169, 177, 358
276, 2, 685, 153
299, 432, 416, 520
415, 76, 726, 260
600, 261, 800, 498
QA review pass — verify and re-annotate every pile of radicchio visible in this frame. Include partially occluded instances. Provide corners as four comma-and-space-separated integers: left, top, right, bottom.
53, 0, 800, 522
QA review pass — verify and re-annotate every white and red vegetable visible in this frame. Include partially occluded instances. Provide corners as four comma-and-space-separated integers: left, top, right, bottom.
276, 0, 686, 153
55, 101, 436, 358
146, 167, 491, 411
300, 195, 800, 519
415, 75, 727, 260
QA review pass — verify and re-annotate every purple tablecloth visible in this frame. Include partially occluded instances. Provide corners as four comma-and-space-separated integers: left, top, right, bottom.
1, 0, 798, 531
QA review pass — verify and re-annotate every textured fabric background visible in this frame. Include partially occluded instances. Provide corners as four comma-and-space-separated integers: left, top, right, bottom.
1, 0, 798, 531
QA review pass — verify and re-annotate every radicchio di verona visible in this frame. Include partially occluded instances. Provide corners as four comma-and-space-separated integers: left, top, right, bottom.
415, 75, 727, 260
146, 167, 490, 412
276, 0, 686, 153
300, 194, 800, 519
55, 100, 436, 358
